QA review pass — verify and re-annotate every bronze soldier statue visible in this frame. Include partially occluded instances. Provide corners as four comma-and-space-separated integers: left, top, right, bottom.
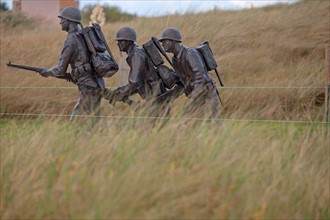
159, 27, 221, 119
109, 27, 171, 117
40, 7, 104, 123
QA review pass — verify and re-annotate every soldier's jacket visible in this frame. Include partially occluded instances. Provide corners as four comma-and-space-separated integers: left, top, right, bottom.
46, 28, 99, 88
119, 44, 164, 100
172, 46, 213, 96
172, 45, 220, 119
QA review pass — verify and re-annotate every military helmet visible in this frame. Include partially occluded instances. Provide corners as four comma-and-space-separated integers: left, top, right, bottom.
58, 7, 82, 23
159, 27, 182, 42
115, 27, 137, 42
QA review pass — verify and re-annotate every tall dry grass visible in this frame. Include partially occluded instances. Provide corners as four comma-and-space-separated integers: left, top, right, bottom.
0, 118, 329, 219
0, 1, 329, 218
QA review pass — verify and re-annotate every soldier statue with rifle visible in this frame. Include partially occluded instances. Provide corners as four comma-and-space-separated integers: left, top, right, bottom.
108, 27, 173, 117
159, 27, 221, 120
37, 7, 117, 124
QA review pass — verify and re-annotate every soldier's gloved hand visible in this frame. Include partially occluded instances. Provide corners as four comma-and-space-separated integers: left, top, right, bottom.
113, 88, 124, 101
101, 88, 113, 100
40, 69, 50, 78
122, 95, 139, 106
184, 87, 192, 97
108, 88, 122, 106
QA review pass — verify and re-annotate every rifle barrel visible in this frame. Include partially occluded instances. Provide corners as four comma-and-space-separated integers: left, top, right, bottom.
6, 61, 76, 84
6, 62, 43, 73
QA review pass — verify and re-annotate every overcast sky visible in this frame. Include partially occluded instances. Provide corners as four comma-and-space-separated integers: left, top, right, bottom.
2, 0, 298, 17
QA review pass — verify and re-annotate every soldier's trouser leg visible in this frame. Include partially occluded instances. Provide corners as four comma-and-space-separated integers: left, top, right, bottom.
184, 85, 220, 120
70, 98, 81, 121
70, 88, 101, 125
205, 86, 221, 120
184, 89, 207, 119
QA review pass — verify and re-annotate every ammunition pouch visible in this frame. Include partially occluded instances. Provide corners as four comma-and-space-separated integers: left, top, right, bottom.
77, 83, 100, 96
194, 73, 207, 86
156, 65, 180, 89
206, 80, 217, 93
95, 76, 105, 90
71, 63, 92, 80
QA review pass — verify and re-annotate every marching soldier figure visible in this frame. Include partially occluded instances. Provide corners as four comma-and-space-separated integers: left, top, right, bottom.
159, 27, 221, 120
109, 27, 170, 117
40, 7, 104, 124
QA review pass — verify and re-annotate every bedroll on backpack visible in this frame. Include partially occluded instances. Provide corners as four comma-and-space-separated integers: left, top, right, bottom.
80, 23, 119, 78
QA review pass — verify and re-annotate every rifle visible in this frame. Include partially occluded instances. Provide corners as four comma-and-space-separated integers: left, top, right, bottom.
6, 62, 76, 84
6, 61, 135, 105
155, 83, 184, 102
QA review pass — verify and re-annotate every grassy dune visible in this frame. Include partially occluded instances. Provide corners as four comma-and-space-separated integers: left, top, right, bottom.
1, 0, 329, 218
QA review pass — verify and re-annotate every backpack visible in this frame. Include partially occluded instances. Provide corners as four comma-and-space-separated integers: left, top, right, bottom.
196, 42, 224, 87
143, 39, 181, 89
143, 39, 224, 88
80, 23, 119, 78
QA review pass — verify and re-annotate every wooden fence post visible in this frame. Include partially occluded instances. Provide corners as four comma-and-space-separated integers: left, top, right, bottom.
325, 45, 330, 124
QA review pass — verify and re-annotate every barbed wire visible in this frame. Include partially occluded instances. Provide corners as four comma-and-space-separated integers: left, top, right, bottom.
0, 112, 328, 125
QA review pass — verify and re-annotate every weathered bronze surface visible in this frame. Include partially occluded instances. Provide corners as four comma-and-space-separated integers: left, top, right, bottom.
159, 27, 221, 119
40, 7, 102, 123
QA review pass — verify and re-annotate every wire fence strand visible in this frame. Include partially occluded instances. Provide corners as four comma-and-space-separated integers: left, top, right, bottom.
1, 84, 327, 124
0, 112, 328, 125
0, 85, 327, 89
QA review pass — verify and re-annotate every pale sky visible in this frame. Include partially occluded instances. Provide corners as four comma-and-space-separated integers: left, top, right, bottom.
2, 0, 298, 17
